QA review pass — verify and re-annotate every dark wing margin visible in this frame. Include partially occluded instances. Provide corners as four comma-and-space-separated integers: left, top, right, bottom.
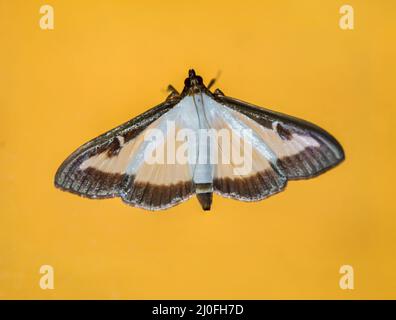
54, 99, 179, 199
213, 170, 288, 202
215, 95, 345, 180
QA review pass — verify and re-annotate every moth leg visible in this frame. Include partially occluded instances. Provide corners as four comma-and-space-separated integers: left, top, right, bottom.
167, 84, 179, 95
213, 88, 225, 96
166, 84, 180, 101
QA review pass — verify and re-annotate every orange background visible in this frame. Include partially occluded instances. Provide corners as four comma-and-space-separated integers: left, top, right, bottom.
0, 0, 395, 299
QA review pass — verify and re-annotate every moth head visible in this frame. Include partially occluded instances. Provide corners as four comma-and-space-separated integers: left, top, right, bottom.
184, 69, 204, 91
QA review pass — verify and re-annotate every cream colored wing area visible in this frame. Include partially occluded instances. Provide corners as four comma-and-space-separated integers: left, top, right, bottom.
222, 106, 341, 179
79, 134, 145, 174
121, 97, 200, 210
231, 111, 320, 159
216, 96, 345, 179
202, 94, 287, 201
123, 132, 195, 210
78, 97, 197, 175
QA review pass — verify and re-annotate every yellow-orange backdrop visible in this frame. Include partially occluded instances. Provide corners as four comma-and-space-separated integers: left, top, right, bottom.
1, 0, 395, 299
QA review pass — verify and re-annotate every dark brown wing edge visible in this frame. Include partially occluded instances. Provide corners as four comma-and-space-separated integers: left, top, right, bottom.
54, 99, 179, 199
215, 95, 345, 180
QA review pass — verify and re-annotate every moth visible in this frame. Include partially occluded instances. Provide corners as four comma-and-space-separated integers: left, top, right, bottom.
55, 69, 344, 211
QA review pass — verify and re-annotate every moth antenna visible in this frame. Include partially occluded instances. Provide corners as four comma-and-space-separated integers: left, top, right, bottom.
207, 70, 222, 90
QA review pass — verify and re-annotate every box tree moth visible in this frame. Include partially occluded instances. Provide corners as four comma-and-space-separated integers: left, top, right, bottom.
55, 69, 344, 211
